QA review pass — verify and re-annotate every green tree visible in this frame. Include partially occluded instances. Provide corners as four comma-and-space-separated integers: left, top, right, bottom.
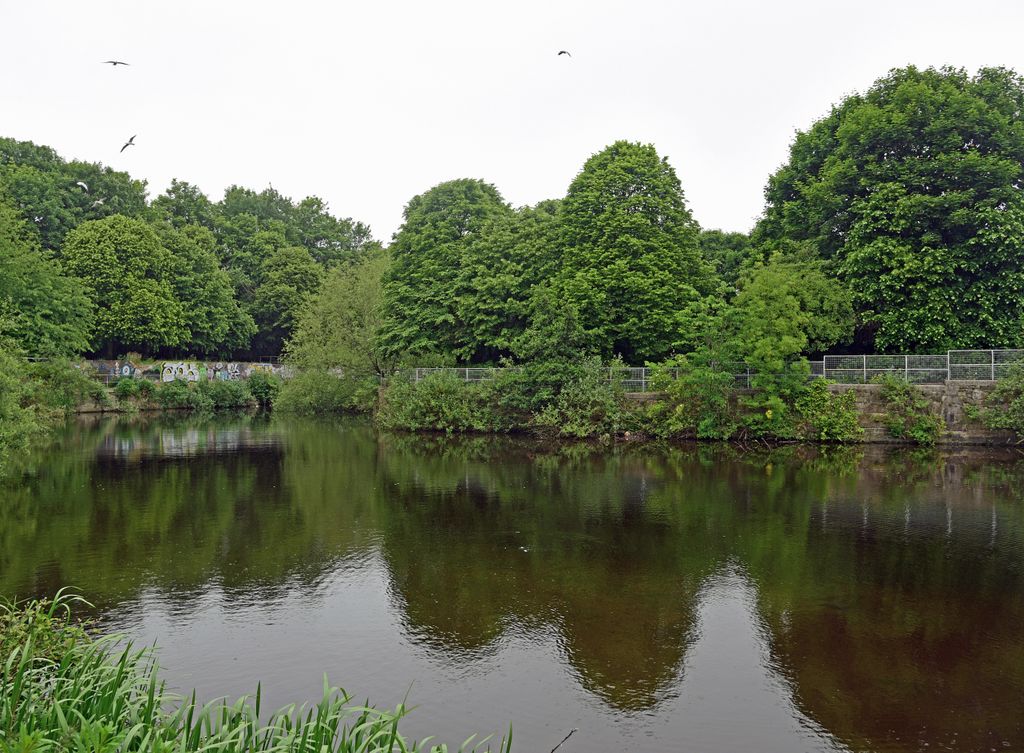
757, 65, 1024, 351
0, 137, 147, 251
62, 215, 187, 354
150, 179, 218, 230
285, 251, 394, 377
557, 141, 715, 362
698, 229, 754, 287
724, 251, 854, 371
158, 224, 255, 354
381, 179, 511, 358
0, 197, 93, 356
455, 200, 561, 362
250, 245, 323, 355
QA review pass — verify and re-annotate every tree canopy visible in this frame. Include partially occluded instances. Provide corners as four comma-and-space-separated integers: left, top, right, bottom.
381, 179, 511, 358
556, 140, 716, 362
757, 65, 1024, 351
0, 196, 93, 356
62, 216, 187, 354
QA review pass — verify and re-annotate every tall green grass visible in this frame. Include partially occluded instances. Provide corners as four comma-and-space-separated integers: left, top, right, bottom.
1, 592, 511, 753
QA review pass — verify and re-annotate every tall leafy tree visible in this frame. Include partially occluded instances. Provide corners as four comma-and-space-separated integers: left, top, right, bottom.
557, 141, 715, 362
0, 137, 148, 251
455, 200, 561, 362
62, 215, 187, 354
698, 229, 754, 287
0, 196, 93, 356
158, 224, 255, 354
381, 179, 511, 358
150, 179, 218, 230
250, 245, 323, 355
757, 65, 1024, 351
285, 251, 394, 377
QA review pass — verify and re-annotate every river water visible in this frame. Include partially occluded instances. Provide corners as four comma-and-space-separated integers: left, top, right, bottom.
2, 415, 1022, 752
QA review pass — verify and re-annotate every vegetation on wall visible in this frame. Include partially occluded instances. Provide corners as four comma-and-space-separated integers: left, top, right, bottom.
874, 374, 945, 445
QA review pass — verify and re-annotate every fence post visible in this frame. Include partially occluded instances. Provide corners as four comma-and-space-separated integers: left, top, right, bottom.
642, 368, 648, 393
946, 352, 950, 382
991, 350, 996, 381
905, 355, 909, 382
465, 367, 470, 383
862, 355, 867, 384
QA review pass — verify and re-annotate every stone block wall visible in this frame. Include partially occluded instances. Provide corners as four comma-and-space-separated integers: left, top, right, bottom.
827, 382, 1015, 445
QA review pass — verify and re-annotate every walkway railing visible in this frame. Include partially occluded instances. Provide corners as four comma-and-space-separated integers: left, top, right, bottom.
404, 349, 1024, 391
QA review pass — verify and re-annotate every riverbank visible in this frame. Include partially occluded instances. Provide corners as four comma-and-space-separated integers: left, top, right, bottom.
6, 357, 1019, 461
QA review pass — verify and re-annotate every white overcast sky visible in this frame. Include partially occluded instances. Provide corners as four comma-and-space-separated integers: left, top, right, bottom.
6, 0, 1024, 242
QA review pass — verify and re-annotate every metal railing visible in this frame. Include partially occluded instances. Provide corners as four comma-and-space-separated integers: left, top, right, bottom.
403, 350, 1024, 391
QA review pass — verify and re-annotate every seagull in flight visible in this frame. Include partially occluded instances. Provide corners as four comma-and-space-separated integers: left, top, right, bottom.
558, 50, 571, 57
76, 181, 89, 191
120, 135, 136, 153
91, 198, 105, 208
103, 60, 130, 66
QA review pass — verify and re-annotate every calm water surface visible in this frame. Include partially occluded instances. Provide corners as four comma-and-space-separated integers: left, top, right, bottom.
2, 415, 1023, 753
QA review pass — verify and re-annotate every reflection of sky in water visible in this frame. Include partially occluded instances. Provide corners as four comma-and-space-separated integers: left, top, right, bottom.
5, 416, 1024, 753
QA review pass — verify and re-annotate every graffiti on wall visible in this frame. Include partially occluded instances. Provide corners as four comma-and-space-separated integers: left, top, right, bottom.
157, 361, 287, 382
85, 360, 287, 383
161, 362, 201, 382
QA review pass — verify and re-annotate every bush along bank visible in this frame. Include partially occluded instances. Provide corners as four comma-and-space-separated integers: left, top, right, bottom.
362, 359, 1023, 445
108, 371, 284, 413
369, 357, 867, 443
0, 592, 510, 753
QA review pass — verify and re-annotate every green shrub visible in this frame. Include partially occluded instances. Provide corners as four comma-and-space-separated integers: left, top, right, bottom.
136, 379, 155, 398
531, 360, 630, 439
24, 358, 107, 413
646, 357, 738, 439
275, 370, 375, 416
197, 379, 252, 410
377, 371, 501, 433
794, 379, 863, 442
154, 379, 197, 410
113, 376, 140, 401
969, 362, 1024, 438
0, 590, 90, 665
875, 374, 944, 445
0, 345, 49, 470
248, 371, 283, 408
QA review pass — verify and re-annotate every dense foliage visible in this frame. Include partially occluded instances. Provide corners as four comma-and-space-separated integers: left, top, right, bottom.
0, 138, 376, 359
556, 141, 714, 362
969, 363, 1024, 439
757, 66, 1024, 351
6, 62, 1024, 444
0, 196, 92, 356
874, 374, 945, 445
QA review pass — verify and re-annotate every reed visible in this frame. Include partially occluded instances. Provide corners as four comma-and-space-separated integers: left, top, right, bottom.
1, 592, 511, 753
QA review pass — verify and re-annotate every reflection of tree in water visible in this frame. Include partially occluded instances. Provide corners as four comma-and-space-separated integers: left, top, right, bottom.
744, 452, 1024, 753
3, 419, 1024, 748
376, 448, 717, 711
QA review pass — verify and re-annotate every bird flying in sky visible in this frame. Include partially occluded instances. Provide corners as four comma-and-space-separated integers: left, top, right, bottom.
120, 135, 136, 153
103, 60, 130, 66
558, 50, 571, 57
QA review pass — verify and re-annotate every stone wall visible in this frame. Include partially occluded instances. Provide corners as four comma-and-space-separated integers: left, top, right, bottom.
827, 382, 1015, 445
86, 359, 289, 384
